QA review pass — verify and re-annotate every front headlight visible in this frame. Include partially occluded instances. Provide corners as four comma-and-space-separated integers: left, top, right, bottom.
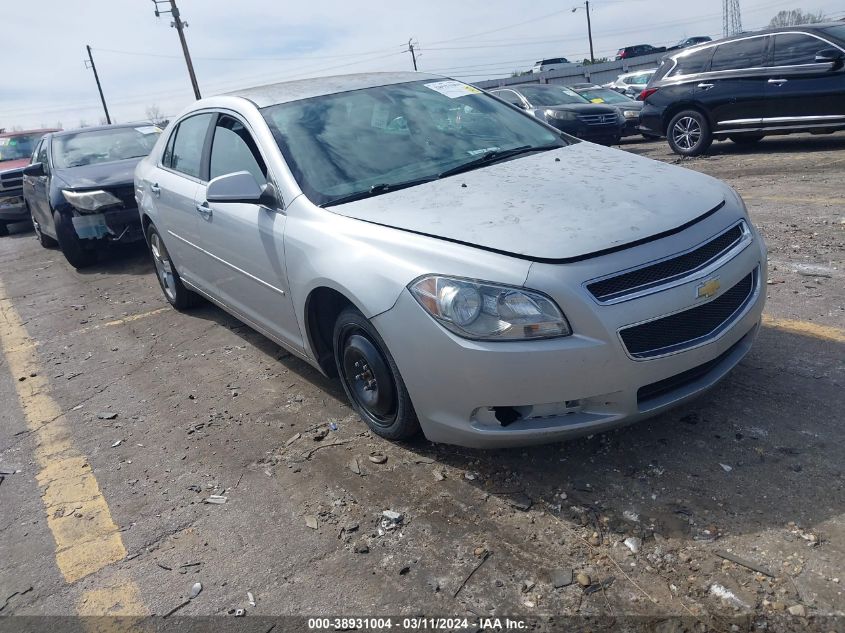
62, 189, 122, 212
545, 109, 577, 121
409, 275, 571, 341
622, 110, 639, 119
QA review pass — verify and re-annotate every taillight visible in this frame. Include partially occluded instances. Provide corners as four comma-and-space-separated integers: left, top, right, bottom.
638, 87, 658, 101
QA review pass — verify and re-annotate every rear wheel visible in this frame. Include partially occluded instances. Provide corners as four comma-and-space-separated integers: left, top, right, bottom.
333, 307, 420, 441
147, 223, 201, 310
729, 134, 764, 145
667, 110, 712, 156
54, 211, 97, 268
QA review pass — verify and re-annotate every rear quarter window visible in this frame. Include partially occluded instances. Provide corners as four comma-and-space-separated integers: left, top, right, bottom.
669, 47, 715, 76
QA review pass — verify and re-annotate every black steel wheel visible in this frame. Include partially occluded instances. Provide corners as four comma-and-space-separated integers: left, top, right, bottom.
333, 307, 419, 440
667, 109, 712, 157
31, 209, 57, 247
146, 223, 201, 310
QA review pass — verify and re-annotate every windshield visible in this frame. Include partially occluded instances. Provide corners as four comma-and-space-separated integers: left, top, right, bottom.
261, 79, 565, 207
576, 88, 632, 104
517, 85, 587, 106
0, 133, 42, 162
52, 126, 161, 169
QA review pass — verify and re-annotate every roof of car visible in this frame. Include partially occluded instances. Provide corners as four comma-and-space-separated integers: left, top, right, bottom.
570, 83, 602, 89
0, 128, 59, 138
50, 122, 156, 138
227, 71, 443, 108
671, 22, 844, 57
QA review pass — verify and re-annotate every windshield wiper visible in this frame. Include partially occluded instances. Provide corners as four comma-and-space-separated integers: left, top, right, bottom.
438, 144, 561, 179
320, 176, 437, 207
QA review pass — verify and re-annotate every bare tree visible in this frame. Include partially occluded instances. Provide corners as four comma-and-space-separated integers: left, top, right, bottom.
145, 104, 168, 127
769, 9, 826, 27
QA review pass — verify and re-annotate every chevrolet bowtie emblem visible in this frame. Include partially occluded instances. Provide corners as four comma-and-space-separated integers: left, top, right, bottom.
697, 278, 721, 299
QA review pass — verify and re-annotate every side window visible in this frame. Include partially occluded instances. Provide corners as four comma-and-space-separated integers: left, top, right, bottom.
495, 90, 524, 107
170, 113, 213, 179
161, 127, 177, 168
710, 36, 767, 71
31, 139, 43, 164
37, 141, 49, 173
209, 115, 267, 184
670, 47, 715, 76
772, 33, 828, 66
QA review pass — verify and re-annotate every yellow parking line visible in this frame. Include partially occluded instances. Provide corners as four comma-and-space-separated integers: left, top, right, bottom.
0, 277, 145, 613
763, 314, 845, 343
744, 195, 845, 205
102, 307, 169, 328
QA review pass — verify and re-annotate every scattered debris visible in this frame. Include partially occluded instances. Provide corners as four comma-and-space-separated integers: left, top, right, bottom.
347, 458, 361, 475
312, 428, 329, 441
302, 440, 351, 459
505, 492, 532, 512
414, 456, 435, 464
354, 543, 369, 554
111, 440, 122, 448
162, 599, 190, 618
433, 470, 445, 481
709, 583, 751, 609
576, 572, 591, 587
189, 582, 202, 599
714, 549, 774, 577
453, 549, 490, 598
204, 495, 227, 505
794, 263, 833, 278
247, 591, 255, 607
473, 546, 487, 558
719, 463, 733, 472
399, 565, 411, 576
328, 422, 338, 431
97, 412, 118, 420
584, 576, 615, 595
787, 605, 807, 617
187, 485, 202, 493
381, 510, 404, 530
156, 563, 172, 571
521, 580, 535, 593
624, 537, 642, 554
304, 515, 318, 530
552, 568, 574, 588
234, 608, 246, 617
0, 468, 18, 475
623, 510, 640, 522
368, 454, 387, 464
285, 433, 301, 446
464, 471, 478, 481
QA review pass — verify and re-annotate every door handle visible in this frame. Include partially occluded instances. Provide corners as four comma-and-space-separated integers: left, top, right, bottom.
768, 78, 788, 85
697, 83, 715, 90
196, 202, 212, 219
150, 183, 160, 197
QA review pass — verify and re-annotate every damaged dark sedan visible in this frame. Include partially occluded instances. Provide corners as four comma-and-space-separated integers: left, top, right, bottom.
22, 123, 161, 268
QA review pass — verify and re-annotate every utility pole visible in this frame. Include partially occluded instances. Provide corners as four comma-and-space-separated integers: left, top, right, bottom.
85, 45, 111, 124
572, 2, 594, 64
408, 39, 418, 71
152, 0, 201, 99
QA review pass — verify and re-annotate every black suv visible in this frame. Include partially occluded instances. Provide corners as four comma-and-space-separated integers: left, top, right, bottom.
639, 23, 845, 155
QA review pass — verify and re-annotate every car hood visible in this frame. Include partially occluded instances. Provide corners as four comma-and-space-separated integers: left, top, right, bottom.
0, 158, 30, 173
53, 157, 142, 190
328, 142, 727, 262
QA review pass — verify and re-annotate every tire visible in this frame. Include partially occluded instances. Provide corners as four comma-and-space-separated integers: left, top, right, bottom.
0, 222, 7, 237
333, 306, 420, 441
666, 109, 712, 156
729, 134, 764, 145
641, 132, 661, 140
31, 209, 58, 247
146, 223, 201, 310
53, 211, 97, 268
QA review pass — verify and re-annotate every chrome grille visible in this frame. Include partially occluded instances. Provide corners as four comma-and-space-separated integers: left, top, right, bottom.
576, 113, 618, 125
0, 169, 24, 192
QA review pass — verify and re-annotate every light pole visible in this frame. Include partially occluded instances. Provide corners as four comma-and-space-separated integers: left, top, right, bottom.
151, 0, 202, 100
572, 1, 595, 64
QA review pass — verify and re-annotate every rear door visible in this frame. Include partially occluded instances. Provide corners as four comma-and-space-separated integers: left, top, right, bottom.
765, 32, 845, 127
192, 112, 302, 349
150, 112, 214, 284
697, 35, 771, 132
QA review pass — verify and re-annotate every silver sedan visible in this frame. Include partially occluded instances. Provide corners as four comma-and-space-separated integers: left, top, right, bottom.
135, 71, 767, 448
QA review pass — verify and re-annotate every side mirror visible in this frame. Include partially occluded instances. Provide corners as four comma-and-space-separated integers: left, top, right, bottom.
207, 171, 264, 204
23, 162, 45, 177
815, 48, 844, 66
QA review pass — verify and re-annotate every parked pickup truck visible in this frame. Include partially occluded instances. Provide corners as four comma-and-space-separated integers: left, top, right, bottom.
0, 129, 59, 236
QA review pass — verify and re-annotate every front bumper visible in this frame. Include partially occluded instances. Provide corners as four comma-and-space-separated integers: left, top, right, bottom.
373, 216, 766, 448
639, 104, 665, 137
547, 119, 623, 144
67, 207, 144, 242
0, 192, 27, 222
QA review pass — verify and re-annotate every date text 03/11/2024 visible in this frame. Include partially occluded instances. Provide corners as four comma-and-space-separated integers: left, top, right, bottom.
306, 617, 528, 630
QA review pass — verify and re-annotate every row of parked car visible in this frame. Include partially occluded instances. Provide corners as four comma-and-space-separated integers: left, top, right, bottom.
0, 70, 768, 449
529, 22, 845, 156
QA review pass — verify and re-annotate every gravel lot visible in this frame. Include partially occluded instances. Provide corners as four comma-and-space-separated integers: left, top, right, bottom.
0, 132, 843, 631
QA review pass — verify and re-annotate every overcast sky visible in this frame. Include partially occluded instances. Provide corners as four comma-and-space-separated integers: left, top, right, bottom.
3, 0, 843, 129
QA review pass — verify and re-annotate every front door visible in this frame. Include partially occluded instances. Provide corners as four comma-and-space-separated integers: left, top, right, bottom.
699, 35, 771, 132
26, 140, 53, 236
193, 113, 302, 351
764, 32, 845, 129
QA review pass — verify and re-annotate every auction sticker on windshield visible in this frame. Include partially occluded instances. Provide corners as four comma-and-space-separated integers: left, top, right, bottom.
424, 80, 482, 99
